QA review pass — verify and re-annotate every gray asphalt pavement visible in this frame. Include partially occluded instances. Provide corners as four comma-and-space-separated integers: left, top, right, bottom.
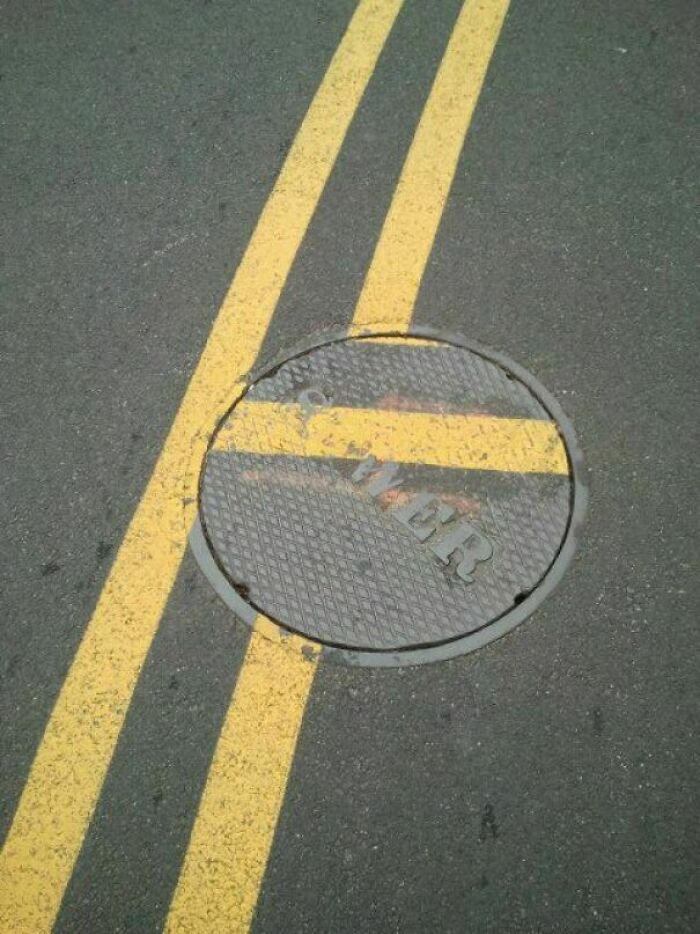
2, 1, 698, 932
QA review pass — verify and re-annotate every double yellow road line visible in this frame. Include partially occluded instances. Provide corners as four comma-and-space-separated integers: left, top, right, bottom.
0, 1, 510, 930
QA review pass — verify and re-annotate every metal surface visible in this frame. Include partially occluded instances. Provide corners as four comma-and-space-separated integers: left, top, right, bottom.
196, 333, 581, 662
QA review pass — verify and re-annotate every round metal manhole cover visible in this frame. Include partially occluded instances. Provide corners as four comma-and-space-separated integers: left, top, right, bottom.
192, 332, 584, 666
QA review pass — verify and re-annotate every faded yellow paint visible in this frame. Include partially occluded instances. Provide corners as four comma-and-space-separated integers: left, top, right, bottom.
165, 627, 317, 933
0, 2, 402, 930
350, 0, 511, 334
213, 401, 569, 475
165, 2, 512, 932
359, 335, 440, 345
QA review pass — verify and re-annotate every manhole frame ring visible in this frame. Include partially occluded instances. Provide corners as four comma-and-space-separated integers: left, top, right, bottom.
191, 324, 587, 668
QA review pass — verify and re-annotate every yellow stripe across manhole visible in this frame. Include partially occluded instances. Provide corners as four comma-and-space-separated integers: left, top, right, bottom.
192, 331, 585, 665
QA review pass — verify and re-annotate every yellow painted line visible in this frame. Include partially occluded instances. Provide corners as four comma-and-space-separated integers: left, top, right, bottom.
213, 401, 569, 475
165, 627, 317, 933
350, 0, 510, 334
167, 2, 510, 932
358, 334, 440, 345
0, 3, 402, 931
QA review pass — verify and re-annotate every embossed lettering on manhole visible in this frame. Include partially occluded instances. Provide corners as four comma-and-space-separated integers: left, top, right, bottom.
193, 333, 583, 665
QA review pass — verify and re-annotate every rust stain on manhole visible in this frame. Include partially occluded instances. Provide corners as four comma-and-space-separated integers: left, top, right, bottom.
192, 331, 585, 666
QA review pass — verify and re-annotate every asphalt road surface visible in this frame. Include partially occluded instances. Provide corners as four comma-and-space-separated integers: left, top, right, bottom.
1, 1, 698, 932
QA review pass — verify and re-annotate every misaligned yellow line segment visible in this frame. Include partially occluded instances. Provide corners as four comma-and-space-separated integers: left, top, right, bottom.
214, 401, 569, 475
359, 334, 440, 345
169, 3, 512, 930
350, 0, 510, 334
0, 3, 403, 931
165, 625, 317, 933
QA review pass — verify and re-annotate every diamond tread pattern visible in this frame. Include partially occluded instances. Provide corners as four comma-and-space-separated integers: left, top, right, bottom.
200, 340, 572, 650
252, 340, 549, 418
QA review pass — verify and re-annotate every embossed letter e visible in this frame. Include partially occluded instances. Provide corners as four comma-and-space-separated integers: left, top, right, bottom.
351, 455, 493, 584
393, 493, 492, 583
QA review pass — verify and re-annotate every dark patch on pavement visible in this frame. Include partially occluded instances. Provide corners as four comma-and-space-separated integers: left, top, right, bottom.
479, 804, 499, 842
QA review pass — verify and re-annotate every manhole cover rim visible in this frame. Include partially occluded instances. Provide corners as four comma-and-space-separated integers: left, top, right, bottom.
193, 325, 587, 668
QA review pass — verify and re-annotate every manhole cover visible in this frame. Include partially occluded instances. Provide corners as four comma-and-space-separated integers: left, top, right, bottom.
192, 331, 584, 665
